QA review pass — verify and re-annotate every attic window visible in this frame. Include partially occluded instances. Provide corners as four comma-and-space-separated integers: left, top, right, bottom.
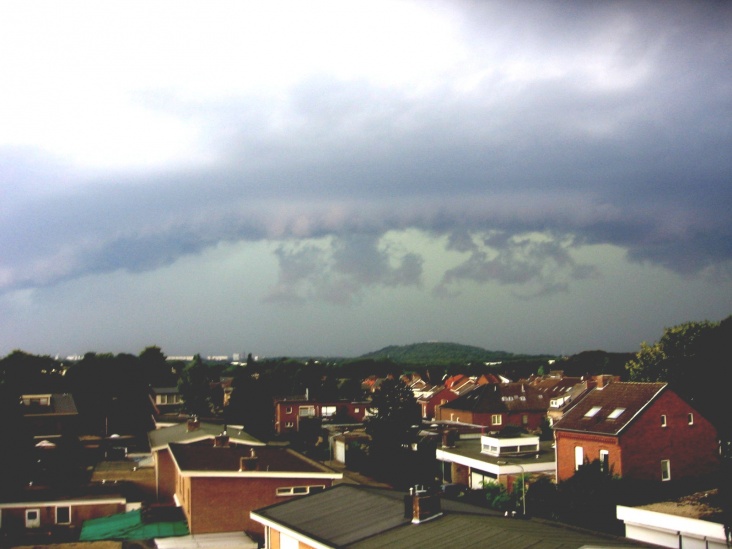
584, 406, 602, 418
607, 408, 625, 420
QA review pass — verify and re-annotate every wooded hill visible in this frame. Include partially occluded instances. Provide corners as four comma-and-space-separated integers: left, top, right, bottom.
357, 341, 555, 366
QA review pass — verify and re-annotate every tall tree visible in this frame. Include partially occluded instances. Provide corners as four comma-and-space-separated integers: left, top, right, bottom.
178, 355, 214, 417
365, 377, 422, 486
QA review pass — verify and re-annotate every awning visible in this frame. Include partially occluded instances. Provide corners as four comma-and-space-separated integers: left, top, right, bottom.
80, 509, 189, 541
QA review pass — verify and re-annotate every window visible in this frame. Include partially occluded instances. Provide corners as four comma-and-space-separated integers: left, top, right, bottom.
522, 414, 529, 425
25, 509, 41, 528
285, 421, 294, 428
599, 450, 609, 473
321, 405, 336, 417
276, 485, 326, 496
491, 414, 502, 426
354, 407, 360, 413
56, 506, 71, 525
575, 446, 584, 471
661, 414, 667, 427
299, 406, 315, 417
285, 406, 293, 414
688, 413, 694, 425
607, 408, 625, 419
584, 406, 602, 418
661, 460, 671, 481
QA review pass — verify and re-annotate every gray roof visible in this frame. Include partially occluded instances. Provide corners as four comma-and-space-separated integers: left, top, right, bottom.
252, 485, 643, 549
148, 421, 264, 451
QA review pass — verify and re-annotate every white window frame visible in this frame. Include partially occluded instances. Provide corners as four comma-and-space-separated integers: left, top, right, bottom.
285, 406, 293, 414
25, 509, 41, 528
285, 421, 294, 428
55, 506, 71, 525
299, 405, 315, 417
276, 485, 326, 497
661, 459, 671, 481
688, 413, 694, 425
575, 446, 584, 471
599, 450, 609, 473
661, 414, 667, 427
491, 414, 502, 426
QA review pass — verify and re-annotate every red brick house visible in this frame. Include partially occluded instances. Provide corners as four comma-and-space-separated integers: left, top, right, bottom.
168, 441, 342, 537
273, 398, 368, 435
435, 383, 548, 431
553, 381, 719, 482
148, 419, 265, 503
422, 375, 484, 420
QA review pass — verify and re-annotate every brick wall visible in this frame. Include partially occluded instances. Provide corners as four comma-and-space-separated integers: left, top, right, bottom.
186, 476, 335, 536
556, 390, 719, 483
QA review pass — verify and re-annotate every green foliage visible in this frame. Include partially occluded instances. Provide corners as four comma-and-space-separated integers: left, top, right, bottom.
482, 481, 513, 511
359, 342, 551, 366
556, 460, 625, 534
177, 354, 214, 417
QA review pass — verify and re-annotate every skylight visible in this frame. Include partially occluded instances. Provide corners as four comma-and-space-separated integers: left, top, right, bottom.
584, 406, 602, 418
607, 407, 625, 419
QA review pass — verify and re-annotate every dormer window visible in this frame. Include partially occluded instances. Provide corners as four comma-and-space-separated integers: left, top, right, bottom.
584, 406, 602, 418
607, 408, 625, 420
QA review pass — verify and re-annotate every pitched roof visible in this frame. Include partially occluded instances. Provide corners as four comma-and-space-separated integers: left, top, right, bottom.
251, 485, 644, 548
441, 383, 547, 413
553, 382, 667, 436
148, 421, 264, 451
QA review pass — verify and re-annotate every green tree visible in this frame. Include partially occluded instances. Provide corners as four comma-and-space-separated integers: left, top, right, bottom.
139, 345, 174, 387
178, 355, 213, 417
626, 317, 730, 443
365, 377, 422, 486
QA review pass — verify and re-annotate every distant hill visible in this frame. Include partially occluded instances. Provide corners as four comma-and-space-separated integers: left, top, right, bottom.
358, 342, 554, 366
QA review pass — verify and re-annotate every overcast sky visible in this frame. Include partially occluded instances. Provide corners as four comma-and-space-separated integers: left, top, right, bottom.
1, 1, 731, 359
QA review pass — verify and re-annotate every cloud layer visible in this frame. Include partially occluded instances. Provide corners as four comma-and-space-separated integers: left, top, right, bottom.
1, 1, 731, 354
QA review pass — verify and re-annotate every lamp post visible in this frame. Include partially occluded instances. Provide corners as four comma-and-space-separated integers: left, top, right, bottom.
497, 461, 526, 515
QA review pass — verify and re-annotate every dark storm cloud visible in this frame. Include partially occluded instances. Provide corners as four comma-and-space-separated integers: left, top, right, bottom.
1, 0, 731, 301
267, 234, 423, 304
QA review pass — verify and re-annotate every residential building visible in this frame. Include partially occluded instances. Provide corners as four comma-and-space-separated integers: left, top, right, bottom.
553, 381, 719, 482
436, 383, 548, 431
168, 440, 342, 537
273, 398, 368, 435
251, 484, 643, 548
436, 429, 556, 489
21, 393, 78, 440
148, 418, 266, 503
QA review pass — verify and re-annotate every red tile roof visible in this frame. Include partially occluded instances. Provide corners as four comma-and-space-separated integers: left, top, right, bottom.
553, 382, 667, 436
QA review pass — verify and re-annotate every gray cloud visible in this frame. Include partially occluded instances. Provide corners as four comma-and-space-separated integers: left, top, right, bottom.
1, 0, 731, 302
266, 233, 423, 304
436, 231, 599, 298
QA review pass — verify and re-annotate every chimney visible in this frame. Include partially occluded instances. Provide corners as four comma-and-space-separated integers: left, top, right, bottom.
404, 486, 442, 524
595, 375, 614, 389
239, 449, 259, 471
213, 433, 230, 448
187, 416, 200, 432
442, 428, 458, 448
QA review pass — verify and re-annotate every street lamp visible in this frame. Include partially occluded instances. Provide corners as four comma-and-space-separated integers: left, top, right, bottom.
497, 461, 526, 515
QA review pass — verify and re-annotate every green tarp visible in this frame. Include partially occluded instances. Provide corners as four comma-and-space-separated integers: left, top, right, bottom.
80, 509, 189, 541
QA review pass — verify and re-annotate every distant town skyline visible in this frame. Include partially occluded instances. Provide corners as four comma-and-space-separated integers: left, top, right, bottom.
2, 1, 731, 359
